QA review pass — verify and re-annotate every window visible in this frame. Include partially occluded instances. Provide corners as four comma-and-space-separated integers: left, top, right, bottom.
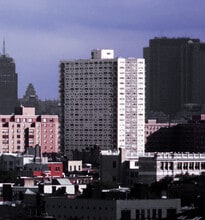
201, 162, 205, 169
177, 162, 182, 170
55, 166, 60, 172
158, 209, 162, 219
189, 162, 194, 169
152, 209, 157, 219
121, 210, 131, 220
147, 209, 151, 219
136, 210, 140, 219
183, 162, 188, 169
167, 208, 176, 218
195, 162, 200, 170
169, 162, 173, 170
141, 210, 145, 220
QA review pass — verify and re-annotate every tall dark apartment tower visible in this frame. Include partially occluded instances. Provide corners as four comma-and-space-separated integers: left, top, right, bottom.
144, 37, 201, 117
0, 40, 18, 114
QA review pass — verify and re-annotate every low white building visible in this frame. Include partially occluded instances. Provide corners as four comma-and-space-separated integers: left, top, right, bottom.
44, 178, 75, 195
67, 160, 82, 172
138, 152, 205, 184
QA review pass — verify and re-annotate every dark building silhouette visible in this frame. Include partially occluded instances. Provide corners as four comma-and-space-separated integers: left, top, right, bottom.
0, 40, 18, 114
144, 37, 205, 117
181, 40, 205, 107
19, 83, 59, 115
22, 83, 39, 107
146, 115, 205, 152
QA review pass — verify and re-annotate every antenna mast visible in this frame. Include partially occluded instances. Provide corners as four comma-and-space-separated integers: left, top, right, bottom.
3, 38, 5, 55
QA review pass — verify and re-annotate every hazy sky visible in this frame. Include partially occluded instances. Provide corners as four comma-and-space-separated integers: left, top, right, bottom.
0, 0, 205, 99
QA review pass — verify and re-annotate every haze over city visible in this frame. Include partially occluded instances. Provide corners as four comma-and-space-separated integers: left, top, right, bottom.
1, 0, 205, 99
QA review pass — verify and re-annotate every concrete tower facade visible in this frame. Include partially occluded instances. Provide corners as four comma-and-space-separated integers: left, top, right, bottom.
60, 49, 145, 159
117, 58, 145, 159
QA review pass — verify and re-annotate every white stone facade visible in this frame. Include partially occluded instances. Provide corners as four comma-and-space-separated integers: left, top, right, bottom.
138, 152, 205, 184
68, 160, 82, 172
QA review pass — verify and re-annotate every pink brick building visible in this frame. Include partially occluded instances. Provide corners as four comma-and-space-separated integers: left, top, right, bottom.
0, 106, 59, 154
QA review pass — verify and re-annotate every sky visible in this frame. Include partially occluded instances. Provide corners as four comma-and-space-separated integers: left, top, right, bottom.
0, 0, 205, 100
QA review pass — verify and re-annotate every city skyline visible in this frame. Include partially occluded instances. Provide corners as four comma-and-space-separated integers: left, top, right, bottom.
1, 0, 205, 99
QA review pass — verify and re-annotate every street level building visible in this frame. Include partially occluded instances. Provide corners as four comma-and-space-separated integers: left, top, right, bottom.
60, 49, 145, 159
45, 196, 181, 220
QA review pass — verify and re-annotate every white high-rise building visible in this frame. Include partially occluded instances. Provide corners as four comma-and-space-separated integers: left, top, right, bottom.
60, 49, 145, 159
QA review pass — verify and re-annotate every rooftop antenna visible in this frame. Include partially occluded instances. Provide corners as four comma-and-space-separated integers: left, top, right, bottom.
3, 38, 5, 55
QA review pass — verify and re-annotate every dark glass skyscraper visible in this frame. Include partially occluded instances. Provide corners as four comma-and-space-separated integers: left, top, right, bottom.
0, 41, 18, 114
181, 40, 205, 108
144, 37, 204, 117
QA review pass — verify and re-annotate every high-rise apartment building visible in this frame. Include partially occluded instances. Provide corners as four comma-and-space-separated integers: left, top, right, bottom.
0, 40, 18, 114
144, 37, 204, 116
60, 49, 145, 159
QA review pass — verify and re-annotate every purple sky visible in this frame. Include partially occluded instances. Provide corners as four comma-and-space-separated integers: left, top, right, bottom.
1, 0, 205, 100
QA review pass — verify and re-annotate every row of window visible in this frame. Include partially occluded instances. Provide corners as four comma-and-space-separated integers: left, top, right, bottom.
65, 61, 115, 65
1, 118, 55, 123
46, 207, 164, 220
160, 161, 205, 170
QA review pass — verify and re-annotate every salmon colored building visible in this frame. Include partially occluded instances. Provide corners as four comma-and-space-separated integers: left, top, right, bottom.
0, 106, 59, 154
